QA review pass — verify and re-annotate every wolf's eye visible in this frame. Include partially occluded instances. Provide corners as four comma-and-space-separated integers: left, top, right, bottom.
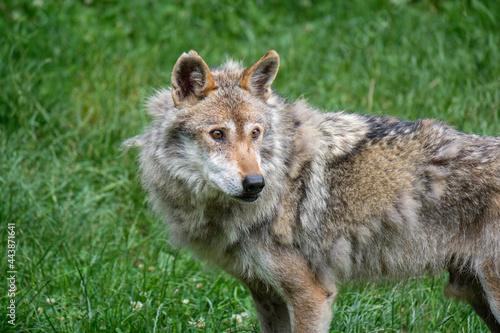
210, 130, 224, 141
251, 129, 260, 139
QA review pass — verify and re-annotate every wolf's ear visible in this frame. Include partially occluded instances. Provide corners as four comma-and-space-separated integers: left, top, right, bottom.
171, 51, 217, 106
240, 50, 280, 101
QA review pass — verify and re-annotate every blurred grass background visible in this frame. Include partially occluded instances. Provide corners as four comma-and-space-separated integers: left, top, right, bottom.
1, 0, 499, 332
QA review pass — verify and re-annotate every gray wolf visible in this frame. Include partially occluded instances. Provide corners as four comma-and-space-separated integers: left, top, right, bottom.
124, 50, 500, 332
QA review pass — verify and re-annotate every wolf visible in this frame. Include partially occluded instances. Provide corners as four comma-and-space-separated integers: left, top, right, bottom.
124, 50, 500, 332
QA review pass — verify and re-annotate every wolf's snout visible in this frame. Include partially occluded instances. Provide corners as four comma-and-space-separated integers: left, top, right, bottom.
243, 174, 265, 194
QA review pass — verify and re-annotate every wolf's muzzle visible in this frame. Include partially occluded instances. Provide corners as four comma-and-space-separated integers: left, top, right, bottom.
243, 174, 265, 193
237, 174, 265, 202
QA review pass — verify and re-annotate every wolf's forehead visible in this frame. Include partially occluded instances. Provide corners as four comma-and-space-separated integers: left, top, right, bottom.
201, 94, 263, 125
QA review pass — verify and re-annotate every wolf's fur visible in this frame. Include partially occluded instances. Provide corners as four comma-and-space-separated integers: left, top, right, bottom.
124, 50, 500, 332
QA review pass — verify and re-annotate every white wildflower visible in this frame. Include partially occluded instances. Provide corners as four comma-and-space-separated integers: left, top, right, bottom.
188, 317, 206, 329
231, 314, 243, 325
33, 0, 44, 8
130, 300, 143, 311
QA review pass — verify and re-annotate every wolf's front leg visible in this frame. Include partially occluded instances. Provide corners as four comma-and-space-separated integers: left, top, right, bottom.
247, 284, 292, 333
248, 249, 337, 333
282, 273, 336, 333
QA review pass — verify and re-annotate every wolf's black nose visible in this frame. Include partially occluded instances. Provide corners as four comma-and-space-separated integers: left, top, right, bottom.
243, 174, 265, 194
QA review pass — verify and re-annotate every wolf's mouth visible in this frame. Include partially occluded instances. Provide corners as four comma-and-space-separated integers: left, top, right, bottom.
233, 193, 261, 203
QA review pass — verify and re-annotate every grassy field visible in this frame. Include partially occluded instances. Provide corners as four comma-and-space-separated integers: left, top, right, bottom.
1, 0, 499, 332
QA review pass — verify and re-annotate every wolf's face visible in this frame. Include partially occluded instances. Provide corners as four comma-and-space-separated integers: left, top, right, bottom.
168, 51, 280, 203
179, 97, 266, 202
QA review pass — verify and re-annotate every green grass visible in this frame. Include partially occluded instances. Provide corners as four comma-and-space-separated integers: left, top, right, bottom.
1, 0, 499, 331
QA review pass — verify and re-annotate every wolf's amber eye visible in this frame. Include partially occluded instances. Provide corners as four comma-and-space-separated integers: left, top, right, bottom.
210, 130, 224, 141
251, 129, 260, 139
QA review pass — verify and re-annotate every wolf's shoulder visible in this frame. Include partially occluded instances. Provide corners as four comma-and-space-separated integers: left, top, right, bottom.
352, 114, 459, 142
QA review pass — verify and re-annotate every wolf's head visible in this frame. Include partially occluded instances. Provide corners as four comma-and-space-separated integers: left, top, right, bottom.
131, 51, 282, 205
